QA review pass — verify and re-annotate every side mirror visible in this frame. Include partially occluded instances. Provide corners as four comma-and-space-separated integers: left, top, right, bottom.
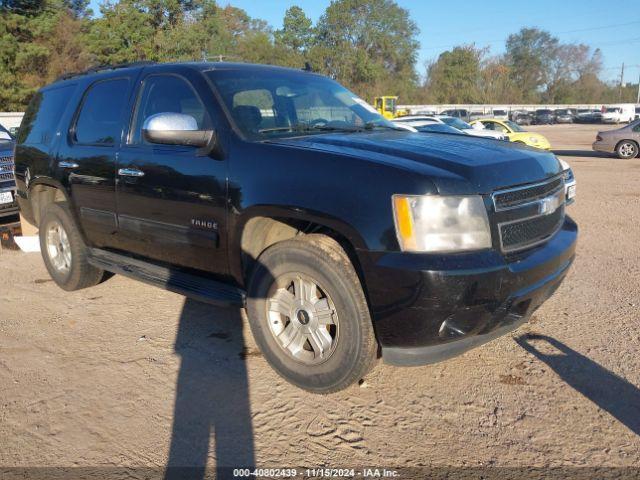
142, 112, 214, 148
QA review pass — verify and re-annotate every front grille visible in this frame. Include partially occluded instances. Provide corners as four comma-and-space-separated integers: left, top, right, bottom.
493, 175, 566, 253
494, 176, 563, 210
500, 207, 564, 252
0, 155, 15, 182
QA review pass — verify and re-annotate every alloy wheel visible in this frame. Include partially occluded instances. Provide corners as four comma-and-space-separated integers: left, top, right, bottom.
266, 274, 339, 365
45, 220, 72, 274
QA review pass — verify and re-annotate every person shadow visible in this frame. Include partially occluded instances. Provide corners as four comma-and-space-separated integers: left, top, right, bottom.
164, 298, 256, 480
515, 333, 640, 436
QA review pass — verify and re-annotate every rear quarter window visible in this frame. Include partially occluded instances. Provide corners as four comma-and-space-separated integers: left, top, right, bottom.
17, 84, 76, 146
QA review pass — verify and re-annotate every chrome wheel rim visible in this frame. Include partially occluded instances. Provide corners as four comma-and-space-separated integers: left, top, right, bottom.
620, 143, 636, 157
45, 221, 71, 274
266, 274, 339, 365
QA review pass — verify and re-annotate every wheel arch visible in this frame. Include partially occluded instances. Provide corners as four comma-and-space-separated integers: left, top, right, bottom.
615, 138, 639, 156
232, 208, 370, 296
28, 178, 70, 227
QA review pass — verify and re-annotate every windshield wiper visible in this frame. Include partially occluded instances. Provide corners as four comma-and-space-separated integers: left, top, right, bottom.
259, 123, 361, 134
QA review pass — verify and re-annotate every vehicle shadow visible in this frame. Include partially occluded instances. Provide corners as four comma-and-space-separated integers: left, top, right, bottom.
552, 149, 612, 158
164, 298, 256, 480
515, 334, 640, 436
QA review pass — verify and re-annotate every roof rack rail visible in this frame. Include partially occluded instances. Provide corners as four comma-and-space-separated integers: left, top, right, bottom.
55, 61, 157, 82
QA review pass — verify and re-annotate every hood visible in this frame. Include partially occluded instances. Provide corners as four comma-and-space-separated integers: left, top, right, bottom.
268, 131, 561, 195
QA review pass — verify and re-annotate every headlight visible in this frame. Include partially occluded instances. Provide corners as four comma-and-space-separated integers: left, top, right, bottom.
392, 195, 491, 253
563, 167, 574, 183
529, 136, 539, 143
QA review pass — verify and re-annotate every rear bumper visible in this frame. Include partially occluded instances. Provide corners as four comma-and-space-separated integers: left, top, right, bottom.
359, 216, 578, 366
592, 140, 614, 153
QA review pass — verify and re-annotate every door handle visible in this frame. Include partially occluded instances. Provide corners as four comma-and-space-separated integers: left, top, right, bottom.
59, 161, 79, 169
118, 168, 145, 178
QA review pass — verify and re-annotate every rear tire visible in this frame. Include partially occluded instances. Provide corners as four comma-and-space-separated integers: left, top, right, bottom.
246, 234, 378, 393
616, 140, 638, 159
39, 202, 105, 291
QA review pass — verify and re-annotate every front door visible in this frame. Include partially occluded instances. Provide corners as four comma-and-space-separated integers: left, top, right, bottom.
116, 70, 228, 275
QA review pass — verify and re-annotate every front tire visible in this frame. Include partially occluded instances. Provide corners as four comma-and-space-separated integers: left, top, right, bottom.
246, 235, 377, 393
616, 140, 638, 159
39, 202, 105, 291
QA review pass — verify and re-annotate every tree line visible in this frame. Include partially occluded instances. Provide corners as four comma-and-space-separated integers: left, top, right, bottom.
1, 0, 637, 111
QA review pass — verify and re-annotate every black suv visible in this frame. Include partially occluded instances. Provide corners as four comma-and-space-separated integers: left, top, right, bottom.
14, 62, 577, 393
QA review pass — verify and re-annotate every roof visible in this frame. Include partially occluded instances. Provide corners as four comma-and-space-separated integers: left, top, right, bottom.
51, 60, 318, 85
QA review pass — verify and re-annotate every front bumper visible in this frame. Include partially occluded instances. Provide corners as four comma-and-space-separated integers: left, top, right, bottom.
359, 216, 577, 366
0, 184, 19, 221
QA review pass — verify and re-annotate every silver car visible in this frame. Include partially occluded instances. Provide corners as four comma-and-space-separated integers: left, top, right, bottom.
592, 120, 640, 159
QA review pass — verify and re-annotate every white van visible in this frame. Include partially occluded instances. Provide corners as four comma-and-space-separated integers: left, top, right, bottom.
602, 104, 635, 124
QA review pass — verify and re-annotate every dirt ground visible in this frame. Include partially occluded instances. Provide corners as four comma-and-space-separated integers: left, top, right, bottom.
1, 124, 639, 475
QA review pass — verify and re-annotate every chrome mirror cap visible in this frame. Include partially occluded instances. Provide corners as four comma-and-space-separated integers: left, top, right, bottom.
143, 112, 199, 132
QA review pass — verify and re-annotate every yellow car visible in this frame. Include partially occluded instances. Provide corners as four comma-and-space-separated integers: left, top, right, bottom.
470, 118, 551, 150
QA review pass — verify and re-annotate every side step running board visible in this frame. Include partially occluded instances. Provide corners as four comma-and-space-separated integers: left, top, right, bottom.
87, 248, 246, 307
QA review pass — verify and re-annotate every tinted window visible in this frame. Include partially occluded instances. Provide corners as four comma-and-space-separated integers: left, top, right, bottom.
74, 78, 129, 145
131, 75, 209, 144
18, 85, 75, 145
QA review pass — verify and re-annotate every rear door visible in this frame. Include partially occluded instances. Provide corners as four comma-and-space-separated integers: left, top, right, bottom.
56, 74, 137, 248
116, 68, 228, 275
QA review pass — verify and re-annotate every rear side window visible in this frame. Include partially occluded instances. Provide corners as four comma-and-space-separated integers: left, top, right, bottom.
18, 85, 75, 146
73, 78, 130, 145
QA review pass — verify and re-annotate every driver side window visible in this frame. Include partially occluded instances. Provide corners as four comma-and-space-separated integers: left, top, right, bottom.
130, 74, 209, 145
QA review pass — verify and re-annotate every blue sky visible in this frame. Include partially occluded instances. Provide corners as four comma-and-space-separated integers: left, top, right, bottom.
88, 0, 640, 82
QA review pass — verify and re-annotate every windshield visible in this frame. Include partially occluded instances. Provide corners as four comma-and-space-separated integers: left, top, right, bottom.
439, 117, 471, 130
493, 110, 506, 115
504, 120, 524, 132
536, 109, 552, 115
206, 69, 396, 140
605, 108, 620, 113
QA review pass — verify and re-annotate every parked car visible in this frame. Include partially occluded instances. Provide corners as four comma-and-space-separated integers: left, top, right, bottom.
14, 61, 577, 393
470, 118, 552, 149
558, 159, 576, 204
437, 116, 508, 141
469, 110, 488, 121
512, 111, 533, 126
441, 108, 471, 122
554, 109, 576, 124
575, 109, 602, 124
394, 121, 465, 136
492, 109, 509, 121
534, 109, 555, 125
396, 116, 505, 140
602, 104, 635, 124
592, 120, 640, 159
393, 115, 441, 125
0, 124, 18, 224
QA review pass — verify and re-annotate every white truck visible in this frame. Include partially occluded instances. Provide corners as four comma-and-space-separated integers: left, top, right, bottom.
602, 104, 635, 124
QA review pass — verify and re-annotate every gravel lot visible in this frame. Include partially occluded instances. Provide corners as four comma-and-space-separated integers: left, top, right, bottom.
1, 124, 639, 476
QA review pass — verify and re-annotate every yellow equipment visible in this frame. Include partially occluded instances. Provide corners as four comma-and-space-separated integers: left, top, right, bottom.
374, 96, 408, 119
374, 96, 403, 119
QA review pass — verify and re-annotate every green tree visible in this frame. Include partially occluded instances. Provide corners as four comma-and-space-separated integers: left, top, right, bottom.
312, 0, 419, 100
275, 6, 313, 54
424, 45, 482, 103
1, 0, 91, 110
505, 27, 559, 102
